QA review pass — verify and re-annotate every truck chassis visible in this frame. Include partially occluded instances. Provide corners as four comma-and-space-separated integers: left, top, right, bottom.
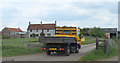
40, 37, 81, 56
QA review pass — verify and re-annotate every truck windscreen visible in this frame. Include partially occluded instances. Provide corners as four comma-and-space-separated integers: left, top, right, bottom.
63, 31, 70, 33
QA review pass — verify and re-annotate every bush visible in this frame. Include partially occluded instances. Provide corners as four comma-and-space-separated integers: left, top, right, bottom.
78, 27, 90, 36
90, 27, 105, 37
2, 35, 11, 39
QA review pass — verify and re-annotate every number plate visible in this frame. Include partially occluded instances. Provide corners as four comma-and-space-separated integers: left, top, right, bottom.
49, 48, 57, 50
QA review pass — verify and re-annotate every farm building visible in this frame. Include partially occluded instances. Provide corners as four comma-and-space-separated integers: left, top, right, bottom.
2, 27, 27, 38
27, 21, 56, 38
100, 28, 117, 38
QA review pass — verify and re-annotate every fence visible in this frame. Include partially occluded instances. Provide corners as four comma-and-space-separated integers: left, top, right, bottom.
96, 37, 114, 53
2, 41, 43, 48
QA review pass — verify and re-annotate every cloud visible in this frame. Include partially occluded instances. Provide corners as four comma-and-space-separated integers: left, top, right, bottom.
0, 0, 118, 31
74, 0, 118, 2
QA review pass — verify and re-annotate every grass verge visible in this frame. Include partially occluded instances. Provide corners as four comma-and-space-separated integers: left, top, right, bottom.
79, 38, 118, 61
2, 46, 44, 57
2, 38, 44, 57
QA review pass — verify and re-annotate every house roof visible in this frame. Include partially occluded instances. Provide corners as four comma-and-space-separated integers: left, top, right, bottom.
27, 24, 56, 30
5, 27, 23, 32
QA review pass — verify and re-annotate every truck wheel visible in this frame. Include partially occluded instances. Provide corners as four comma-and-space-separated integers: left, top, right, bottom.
75, 47, 79, 53
65, 48, 70, 56
79, 45, 81, 49
46, 51, 51, 55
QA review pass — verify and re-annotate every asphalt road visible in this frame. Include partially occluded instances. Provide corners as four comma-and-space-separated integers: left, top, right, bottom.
3, 43, 96, 61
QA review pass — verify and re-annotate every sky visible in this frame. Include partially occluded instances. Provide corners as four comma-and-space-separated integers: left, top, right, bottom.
0, 0, 119, 31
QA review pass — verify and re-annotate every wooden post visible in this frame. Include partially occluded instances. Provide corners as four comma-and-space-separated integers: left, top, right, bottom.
96, 37, 98, 49
112, 39, 114, 49
23, 41, 24, 48
104, 39, 106, 53
118, 31, 120, 63
106, 39, 109, 53
104, 39, 109, 53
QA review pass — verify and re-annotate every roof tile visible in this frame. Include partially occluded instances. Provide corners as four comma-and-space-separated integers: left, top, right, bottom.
27, 24, 56, 30
5, 27, 23, 32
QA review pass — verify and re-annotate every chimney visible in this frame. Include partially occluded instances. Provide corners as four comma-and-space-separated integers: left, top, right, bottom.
55, 21, 56, 24
55, 21, 57, 26
41, 21, 42, 24
17, 28, 19, 31
29, 22, 31, 25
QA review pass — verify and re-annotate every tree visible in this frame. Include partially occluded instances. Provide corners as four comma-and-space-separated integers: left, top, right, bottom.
62, 25, 67, 27
79, 27, 89, 36
90, 27, 105, 37
32, 33, 36, 38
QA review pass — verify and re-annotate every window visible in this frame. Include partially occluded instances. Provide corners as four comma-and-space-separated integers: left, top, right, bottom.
36, 34, 39, 37
30, 30, 32, 32
36, 30, 38, 32
63, 30, 70, 33
42, 29, 44, 32
47, 29, 49, 32
30, 34, 32, 37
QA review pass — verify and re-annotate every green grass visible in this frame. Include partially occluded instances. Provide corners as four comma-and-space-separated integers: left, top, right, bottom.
2, 38, 38, 41
81, 36, 96, 45
79, 38, 118, 61
2, 41, 42, 47
2, 38, 41, 47
2, 46, 44, 57
2, 38, 44, 57
81, 40, 96, 45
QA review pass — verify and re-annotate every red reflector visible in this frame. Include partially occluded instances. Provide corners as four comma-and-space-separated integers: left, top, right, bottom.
42, 48, 44, 50
59, 48, 64, 50
42, 48, 46, 50
44, 48, 46, 50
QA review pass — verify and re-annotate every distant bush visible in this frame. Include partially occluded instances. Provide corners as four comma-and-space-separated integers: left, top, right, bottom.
78, 27, 90, 36
90, 27, 105, 37
2, 35, 11, 39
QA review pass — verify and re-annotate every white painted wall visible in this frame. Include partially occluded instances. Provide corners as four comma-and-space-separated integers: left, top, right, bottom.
27, 29, 55, 38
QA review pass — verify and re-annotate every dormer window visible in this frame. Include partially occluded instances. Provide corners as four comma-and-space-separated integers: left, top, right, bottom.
42, 29, 44, 32
47, 29, 49, 32
36, 30, 38, 32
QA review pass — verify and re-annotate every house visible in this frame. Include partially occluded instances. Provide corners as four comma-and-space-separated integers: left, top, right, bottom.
27, 21, 56, 38
2, 27, 27, 38
100, 28, 117, 38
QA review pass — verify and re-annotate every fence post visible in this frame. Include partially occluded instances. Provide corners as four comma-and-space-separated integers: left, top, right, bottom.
22, 41, 24, 48
112, 39, 114, 49
104, 39, 106, 53
104, 39, 109, 53
96, 37, 98, 49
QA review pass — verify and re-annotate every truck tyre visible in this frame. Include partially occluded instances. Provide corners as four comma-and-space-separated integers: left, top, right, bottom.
46, 51, 51, 55
79, 45, 81, 49
65, 48, 70, 56
75, 47, 79, 53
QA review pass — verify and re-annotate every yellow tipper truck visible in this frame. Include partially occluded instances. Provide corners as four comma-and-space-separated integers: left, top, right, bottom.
39, 27, 81, 56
